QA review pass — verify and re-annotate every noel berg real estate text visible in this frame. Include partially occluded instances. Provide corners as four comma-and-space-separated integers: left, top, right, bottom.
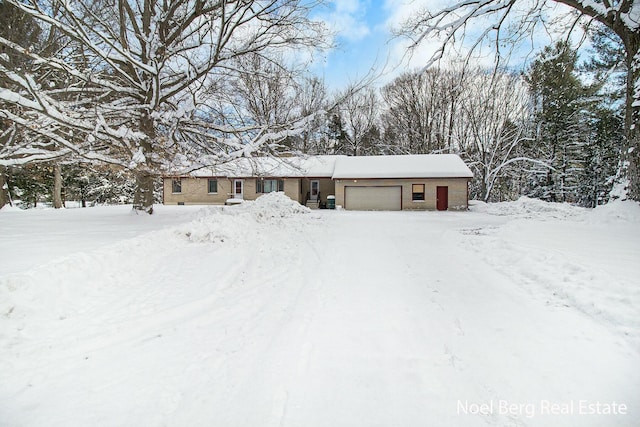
457, 399, 628, 419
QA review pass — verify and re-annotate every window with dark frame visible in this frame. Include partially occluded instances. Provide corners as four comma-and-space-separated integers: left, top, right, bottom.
172, 178, 182, 193
256, 179, 284, 193
208, 179, 218, 194
412, 184, 425, 201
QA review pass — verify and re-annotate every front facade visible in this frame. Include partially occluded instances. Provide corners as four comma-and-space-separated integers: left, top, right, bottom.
163, 154, 473, 211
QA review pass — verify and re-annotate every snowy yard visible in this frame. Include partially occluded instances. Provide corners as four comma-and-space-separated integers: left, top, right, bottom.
1, 195, 639, 427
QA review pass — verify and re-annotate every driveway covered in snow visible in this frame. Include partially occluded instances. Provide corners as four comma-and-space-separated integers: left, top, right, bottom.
1, 195, 639, 426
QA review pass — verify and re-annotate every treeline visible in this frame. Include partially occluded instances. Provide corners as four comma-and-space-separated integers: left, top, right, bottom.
1, 39, 624, 208
280, 40, 623, 206
2, 164, 138, 208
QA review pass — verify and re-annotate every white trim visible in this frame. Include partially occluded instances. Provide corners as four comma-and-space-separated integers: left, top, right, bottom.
233, 179, 244, 199
310, 179, 320, 201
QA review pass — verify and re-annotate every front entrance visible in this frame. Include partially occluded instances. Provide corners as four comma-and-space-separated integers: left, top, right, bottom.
436, 186, 448, 211
233, 179, 244, 199
310, 180, 320, 201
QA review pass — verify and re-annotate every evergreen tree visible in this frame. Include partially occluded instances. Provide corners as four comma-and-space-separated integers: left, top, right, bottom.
0, 1, 43, 208
525, 42, 592, 202
326, 111, 347, 155
7, 164, 51, 208
585, 24, 627, 107
62, 164, 138, 206
579, 108, 623, 207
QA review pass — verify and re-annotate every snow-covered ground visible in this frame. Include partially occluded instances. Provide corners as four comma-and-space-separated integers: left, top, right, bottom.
1, 195, 638, 427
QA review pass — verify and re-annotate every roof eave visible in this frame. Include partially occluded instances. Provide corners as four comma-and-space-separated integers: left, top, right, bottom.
332, 175, 474, 180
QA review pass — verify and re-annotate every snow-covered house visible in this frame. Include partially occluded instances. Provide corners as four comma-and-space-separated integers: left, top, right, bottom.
163, 154, 473, 211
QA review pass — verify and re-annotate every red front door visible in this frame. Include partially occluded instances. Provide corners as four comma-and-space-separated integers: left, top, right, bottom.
436, 186, 448, 211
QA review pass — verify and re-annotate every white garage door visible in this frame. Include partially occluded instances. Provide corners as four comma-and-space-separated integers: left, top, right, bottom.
344, 186, 402, 211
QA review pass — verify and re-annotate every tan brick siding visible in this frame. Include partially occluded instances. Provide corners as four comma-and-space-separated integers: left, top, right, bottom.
163, 177, 229, 205
163, 177, 302, 205
282, 179, 301, 202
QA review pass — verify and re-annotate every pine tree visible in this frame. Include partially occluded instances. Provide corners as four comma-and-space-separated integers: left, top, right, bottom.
7, 164, 51, 208
525, 42, 592, 202
0, 1, 43, 208
326, 111, 347, 155
579, 108, 623, 207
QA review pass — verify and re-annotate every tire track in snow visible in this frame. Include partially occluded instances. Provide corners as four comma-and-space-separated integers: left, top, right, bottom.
1, 199, 320, 427
197, 216, 327, 427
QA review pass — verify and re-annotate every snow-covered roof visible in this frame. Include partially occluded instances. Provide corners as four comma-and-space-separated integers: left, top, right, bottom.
186, 155, 344, 178
332, 154, 474, 179
172, 154, 473, 179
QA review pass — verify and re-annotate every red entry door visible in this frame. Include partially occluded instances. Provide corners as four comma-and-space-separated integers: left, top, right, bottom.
436, 186, 448, 211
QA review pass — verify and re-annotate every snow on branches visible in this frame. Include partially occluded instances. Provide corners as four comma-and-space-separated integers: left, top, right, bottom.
0, 0, 329, 210
397, 0, 640, 200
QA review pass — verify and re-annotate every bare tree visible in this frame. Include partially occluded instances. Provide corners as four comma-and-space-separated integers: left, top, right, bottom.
231, 53, 299, 129
293, 76, 329, 154
340, 88, 380, 156
380, 67, 466, 154
381, 71, 436, 154
399, 0, 640, 201
0, 0, 329, 213
458, 69, 547, 201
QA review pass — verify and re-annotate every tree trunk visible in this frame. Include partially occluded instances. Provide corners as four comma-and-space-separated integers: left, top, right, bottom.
627, 127, 639, 201
52, 162, 63, 209
132, 110, 156, 214
625, 40, 640, 201
133, 170, 155, 214
607, 24, 640, 201
0, 166, 8, 208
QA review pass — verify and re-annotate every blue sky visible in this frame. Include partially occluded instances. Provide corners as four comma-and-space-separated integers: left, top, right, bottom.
309, 0, 575, 91
308, 0, 479, 90
310, 0, 408, 90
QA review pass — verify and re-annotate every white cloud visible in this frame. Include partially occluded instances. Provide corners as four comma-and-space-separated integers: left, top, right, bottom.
314, 0, 593, 90
334, 0, 361, 14
382, 0, 443, 30
377, 0, 457, 79
320, 0, 371, 42
380, 0, 580, 77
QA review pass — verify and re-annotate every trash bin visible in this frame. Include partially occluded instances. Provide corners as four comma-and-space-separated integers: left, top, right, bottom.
327, 195, 335, 209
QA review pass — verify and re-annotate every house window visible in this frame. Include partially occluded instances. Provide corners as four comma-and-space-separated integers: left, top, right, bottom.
172, 178, 182, 193
256, 179, 284, 193
412, 184, 425, 201
208, 179, 218, 194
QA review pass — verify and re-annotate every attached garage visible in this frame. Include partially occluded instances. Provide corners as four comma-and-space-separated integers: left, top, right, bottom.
333, 154, 474, 211
344, 186, 402, 211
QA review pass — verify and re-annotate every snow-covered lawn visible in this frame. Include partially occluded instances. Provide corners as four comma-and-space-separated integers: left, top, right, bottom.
1, 195, 639, 427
